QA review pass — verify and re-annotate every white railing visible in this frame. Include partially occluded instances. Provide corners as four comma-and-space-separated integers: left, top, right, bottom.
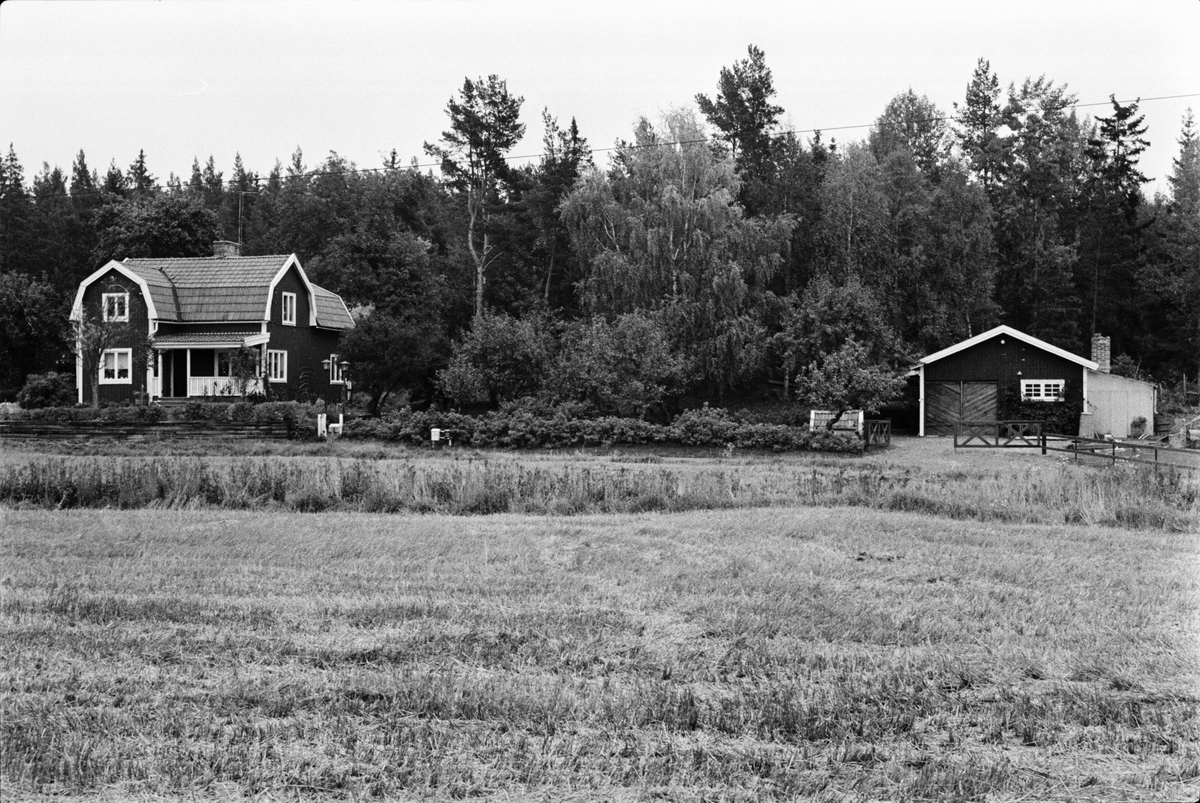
186, 377, 264, 398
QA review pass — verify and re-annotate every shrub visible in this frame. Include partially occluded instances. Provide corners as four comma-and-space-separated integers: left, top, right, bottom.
437, 314, 554, 405
544, 313, 687, 418
16, 373, 75, 409
670, 405, 739, 446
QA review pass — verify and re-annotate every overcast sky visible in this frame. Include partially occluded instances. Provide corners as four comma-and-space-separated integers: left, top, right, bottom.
1, 0, 1196, 196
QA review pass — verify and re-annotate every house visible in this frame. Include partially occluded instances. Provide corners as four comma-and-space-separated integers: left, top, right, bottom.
70, 241, 354, 405
915, 325, 1156, 438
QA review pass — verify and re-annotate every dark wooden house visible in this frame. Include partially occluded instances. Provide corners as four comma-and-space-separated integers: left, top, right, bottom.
916, 325, 1096, 436
70, 242, 354, 405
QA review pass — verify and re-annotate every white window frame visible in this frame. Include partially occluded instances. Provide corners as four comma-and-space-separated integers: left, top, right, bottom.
99, 348, 132, 384
1021, 379, 1065, 402
267, 350, 287, 382
102, 292, 129, 322
281, 292, 297, 326
329, 353, 346, 385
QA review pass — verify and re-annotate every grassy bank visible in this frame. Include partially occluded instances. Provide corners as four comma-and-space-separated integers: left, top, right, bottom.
3, 507, 1198, 801
2, 448, 1196, 530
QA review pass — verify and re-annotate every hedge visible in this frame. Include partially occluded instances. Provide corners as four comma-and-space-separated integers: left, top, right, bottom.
1, 401, 322, 430
343, 405, 862, 453
3, 402, 863, 453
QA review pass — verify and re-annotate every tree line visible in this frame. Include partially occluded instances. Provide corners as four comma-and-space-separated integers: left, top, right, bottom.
1, 50, 1197, 418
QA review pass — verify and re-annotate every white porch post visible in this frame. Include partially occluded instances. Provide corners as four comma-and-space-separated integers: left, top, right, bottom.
155, 350, 163, 399
186, 349, 192, 397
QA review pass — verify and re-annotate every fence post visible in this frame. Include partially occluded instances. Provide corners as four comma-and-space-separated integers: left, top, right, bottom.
1040, 431, 1046, 455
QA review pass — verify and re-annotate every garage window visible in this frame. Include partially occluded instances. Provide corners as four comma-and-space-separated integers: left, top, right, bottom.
1021, 379, 1065, 402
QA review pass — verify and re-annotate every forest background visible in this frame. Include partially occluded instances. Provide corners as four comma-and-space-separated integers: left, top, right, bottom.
2, 49, 1198, 420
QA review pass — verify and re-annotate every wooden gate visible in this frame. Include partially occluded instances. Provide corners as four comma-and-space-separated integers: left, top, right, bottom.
926, 382, 998, 435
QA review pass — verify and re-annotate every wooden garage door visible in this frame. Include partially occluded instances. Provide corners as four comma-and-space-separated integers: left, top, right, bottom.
927, 382, 998, 435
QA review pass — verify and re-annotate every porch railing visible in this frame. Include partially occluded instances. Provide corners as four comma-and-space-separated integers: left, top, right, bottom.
184, 377, 264, 398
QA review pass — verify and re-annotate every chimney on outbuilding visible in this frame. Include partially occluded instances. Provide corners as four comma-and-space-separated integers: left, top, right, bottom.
213, 240, 241, 258
1091, 333, 1111, 373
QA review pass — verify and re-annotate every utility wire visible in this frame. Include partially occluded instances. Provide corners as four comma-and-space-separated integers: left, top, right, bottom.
16, 92, 1199, 201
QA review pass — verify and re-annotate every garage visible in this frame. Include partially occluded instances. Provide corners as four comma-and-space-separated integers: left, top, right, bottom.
916, 325, 1097, 437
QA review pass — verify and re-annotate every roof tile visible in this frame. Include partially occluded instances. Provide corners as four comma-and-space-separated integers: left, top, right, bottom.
116, 254, 352, 329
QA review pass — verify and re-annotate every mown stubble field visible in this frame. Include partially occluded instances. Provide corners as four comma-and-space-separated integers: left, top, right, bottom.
2, 438, 1198, 802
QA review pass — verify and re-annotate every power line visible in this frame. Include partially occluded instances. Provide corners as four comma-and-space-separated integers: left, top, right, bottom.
16, 92, 1199, 201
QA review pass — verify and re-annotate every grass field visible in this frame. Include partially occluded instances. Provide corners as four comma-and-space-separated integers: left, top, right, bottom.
2, 438, 1199, 801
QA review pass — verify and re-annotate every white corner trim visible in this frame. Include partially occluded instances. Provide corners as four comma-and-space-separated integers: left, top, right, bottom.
76, 332, 83, 404
71, 260, 160, 322
918, 364, 926, 437
919, 325, 1098, 371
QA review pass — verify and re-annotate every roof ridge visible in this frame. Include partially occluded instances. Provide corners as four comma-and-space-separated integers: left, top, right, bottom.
124, 255, 292, 263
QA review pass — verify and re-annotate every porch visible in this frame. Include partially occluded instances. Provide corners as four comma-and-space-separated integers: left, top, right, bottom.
152, 332, 269, 400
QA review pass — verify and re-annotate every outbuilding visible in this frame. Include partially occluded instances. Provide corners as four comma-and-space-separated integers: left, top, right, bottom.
915, 325, 1156, 438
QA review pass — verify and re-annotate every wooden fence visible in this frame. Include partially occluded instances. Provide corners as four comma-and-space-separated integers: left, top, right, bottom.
0, 420, 293, 441
954, 420, 1043, 448
864, 420, 891, 449
1041, 433, 1200, 473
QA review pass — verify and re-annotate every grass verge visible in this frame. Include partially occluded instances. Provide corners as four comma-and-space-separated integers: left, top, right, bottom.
1, 448, 1195, 531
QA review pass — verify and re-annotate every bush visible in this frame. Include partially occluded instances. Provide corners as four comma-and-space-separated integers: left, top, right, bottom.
670, 405, 739, 446
16, 373, 75, 409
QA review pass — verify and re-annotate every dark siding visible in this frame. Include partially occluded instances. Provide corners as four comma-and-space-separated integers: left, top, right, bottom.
266, 267, 344, 402
924, 335, 1085, 388
80, 270, 152, 405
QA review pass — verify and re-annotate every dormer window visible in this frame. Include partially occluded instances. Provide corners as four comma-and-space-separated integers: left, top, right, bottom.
103, 292, 129, 322
281, 292, 296, 326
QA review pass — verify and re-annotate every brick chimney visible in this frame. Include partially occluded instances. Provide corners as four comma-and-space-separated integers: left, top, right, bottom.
213, 240, 241, 258
1091, 333, 1111, 373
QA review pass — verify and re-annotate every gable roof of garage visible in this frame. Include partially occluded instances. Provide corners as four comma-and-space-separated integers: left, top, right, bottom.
920, 325, 1098, 370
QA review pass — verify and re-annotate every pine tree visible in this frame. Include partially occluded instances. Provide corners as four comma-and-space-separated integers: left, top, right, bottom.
101, 160, 128, 196
696, 45, 784, 215
187, 157, 204, 197
127, 149, 157, 196
201, 156, 224, 215
70, 150, 99, 206
1077, 96, 1150, 349
424, 75, 526, 320
0, 145, 35, 275
955, 58, 1004, 193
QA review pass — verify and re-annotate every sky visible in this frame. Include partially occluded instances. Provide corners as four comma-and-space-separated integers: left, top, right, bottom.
1, 0, 1196, 197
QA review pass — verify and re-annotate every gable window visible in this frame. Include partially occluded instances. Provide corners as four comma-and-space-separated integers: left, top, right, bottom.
267, 350, 287, 382
281, 292, 297, 326
99, 348, 132, 384
102, 292, 129, 322
328, 353, 346, 384
1021, 379, 1065, 402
